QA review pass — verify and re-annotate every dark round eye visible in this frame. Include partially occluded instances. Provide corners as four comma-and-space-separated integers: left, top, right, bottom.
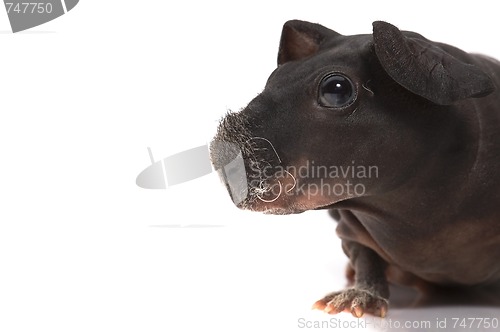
319, 74, 356, 108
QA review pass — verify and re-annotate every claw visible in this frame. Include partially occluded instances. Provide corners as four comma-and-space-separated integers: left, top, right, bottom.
312, 300, 326, 311
380, 304, 387, 318
324, 304, 335, 314
352, 305, 364, 318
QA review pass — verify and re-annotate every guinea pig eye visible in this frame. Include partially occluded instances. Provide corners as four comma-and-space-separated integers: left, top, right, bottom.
319, 74, 356, 108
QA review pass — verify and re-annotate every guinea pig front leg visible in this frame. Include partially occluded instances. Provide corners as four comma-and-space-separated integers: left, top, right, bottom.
313, 241, 389, 317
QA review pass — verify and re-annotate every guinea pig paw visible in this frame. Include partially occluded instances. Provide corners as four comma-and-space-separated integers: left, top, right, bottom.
312, 288, 388, 318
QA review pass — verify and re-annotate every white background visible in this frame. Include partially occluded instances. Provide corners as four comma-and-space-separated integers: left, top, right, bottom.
1, 1, 500, 331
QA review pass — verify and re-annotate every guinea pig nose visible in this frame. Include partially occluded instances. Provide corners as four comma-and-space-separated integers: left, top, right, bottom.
209, 140, 240, 170
209, 140, 249, 205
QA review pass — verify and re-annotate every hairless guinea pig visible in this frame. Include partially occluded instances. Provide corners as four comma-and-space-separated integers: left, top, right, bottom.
209, 20, 500, 317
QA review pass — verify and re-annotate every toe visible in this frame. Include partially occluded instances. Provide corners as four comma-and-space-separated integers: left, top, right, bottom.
324, 303, 341, 315
351, 305, 364, 318
311, 299, 327, 311
379, 301, 388, 318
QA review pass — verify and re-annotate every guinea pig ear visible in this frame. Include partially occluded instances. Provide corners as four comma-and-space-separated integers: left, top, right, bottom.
278, 20, 339, 66
372, 21, 495, 105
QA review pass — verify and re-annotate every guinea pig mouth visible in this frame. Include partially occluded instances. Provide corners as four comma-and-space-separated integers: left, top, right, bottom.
239, 146, 296, 209
210, 137, 287, 208
220, 155, 298, 212
209, 112, 293, 209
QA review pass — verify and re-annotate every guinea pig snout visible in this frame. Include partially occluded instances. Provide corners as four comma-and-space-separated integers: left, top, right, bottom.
210, 111, 285, 208
209, 139, 250, 205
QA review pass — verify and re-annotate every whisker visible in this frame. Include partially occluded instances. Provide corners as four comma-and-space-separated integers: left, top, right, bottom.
247, 137, 282, 164
362, 80, 374, 95
256, 180, 282, 203
284, 169, 296, 193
